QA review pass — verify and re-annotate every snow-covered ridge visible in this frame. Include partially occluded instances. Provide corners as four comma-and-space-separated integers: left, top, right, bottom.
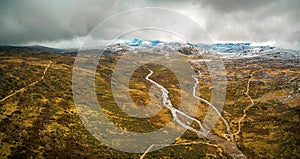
104, 38, 299, 61
193, 43, 274, 54
125, 38, 167, 47
111, 38, 278, 53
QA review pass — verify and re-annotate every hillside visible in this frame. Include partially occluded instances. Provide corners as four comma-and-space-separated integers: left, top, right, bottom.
0, 46, 299, 158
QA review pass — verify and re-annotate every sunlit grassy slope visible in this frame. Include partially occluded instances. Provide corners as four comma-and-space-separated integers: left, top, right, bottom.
0, 48, 299, 158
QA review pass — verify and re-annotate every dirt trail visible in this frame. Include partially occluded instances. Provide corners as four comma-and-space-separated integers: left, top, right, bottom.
0, 60, 52, 102
140, 140, 223, 159
231, 72, 255, 136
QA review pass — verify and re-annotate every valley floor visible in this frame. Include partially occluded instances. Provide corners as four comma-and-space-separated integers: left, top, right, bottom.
0, 49, 299, 158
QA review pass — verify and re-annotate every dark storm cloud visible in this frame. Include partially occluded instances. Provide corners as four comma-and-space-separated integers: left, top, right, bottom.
195, 0, 300, 49
198, 0, 274, 13
0, 0, 299, 49
0, 0, 136, 44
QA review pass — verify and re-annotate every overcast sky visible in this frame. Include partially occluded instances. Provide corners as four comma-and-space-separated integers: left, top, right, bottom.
0, 0, 299, 50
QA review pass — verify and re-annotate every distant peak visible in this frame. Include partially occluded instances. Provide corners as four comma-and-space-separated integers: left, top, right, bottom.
125, 38, 166, 47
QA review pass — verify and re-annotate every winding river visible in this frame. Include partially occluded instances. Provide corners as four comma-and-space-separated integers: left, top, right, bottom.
144, 69, 247, 159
